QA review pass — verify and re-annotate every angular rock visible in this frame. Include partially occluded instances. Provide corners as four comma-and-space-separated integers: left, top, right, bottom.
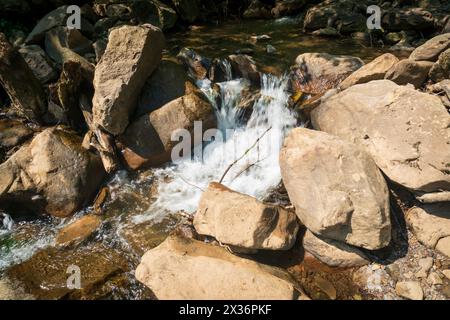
0, 33, 47, 123
429, 48, 450, 82
45, 27, 93, 63
290, 53, 363, 95
302, 230, 370, 268
384, 59, 434, 88
311, 80, 450, 196
56, 215, 102, 247
0, 119, 33, 150
228, 54, 260, 86
117, 92, 216, 169
280, 128, 391, 250
92, 24, 165, 136
194, 182, 299, 251
340, 53, 399, 90
409, 33, 450, 62
406, 204, 450, 258
26, 5, 94, 45
0, 127, 105, 217
137, 59, 188, 117
177, 47, 211, 80
395, 281, 424, 300
18, 45, 57, 84
135, 235, 308, 300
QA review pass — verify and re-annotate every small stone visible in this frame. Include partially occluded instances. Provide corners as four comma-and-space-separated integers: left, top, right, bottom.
266, 44, 276, 54
416, 257, 434, 278
395, 281, 424, 300
427, 272, 443, 286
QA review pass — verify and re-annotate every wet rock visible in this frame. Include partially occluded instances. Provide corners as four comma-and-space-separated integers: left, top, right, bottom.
117, 92, 216, 169
194, 182, 299, 251
228, 54, 261, 86
0, 278, 34, 300
280, 128, 391, 250
429, 48, 450, 82
6, 244, 129, 300
271, 0, 305, 18
0, 127, 105, 217
312, 27, 340, 37
56, 215, 102, 247
171, 0, 199, 23
135, 235, 308, 300
311, 80, 450, 197
92, 24, 165, 136
18, 45, 57, 84
382, 8, 435, 32
406, 204, 450, 258
409, 33, 450, 62
385, 59, 434, 88
302, 230, 370, 268
177, 47, 211, 80
340, 53, 399, 90
290, 52, 363, 95
137, 59, 188, 117
243, 0, 273, 19
395, 281, 424, 300
0, 33, 47, 123
0, 119, 33, 150
26, 5, 94, 45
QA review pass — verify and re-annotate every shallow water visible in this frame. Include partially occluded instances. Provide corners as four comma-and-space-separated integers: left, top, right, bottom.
0, 18, 394, 299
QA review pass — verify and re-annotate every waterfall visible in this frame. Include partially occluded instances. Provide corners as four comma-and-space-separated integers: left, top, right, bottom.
135, 73, 297, 222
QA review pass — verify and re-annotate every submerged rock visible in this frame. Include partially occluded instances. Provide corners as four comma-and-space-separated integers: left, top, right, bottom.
311, 80, 450, 198
302, 230, 370, 268
135, 235, 308, 300
194, 182, 299, 251
56, 215, 102, 247
280, 128, 391, 250
0, 127, 105, 217
92, 24, 165, 136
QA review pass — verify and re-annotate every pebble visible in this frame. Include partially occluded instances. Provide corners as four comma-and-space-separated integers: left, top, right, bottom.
416, 257, 433, 278
427, 272, 443, 286
266, 45, 276, 54
395, 281, 424, 300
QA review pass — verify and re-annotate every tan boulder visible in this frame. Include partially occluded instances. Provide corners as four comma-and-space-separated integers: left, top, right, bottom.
409, 33, 450, 62
311, 80, 450, 197
135, 235, 308, 300
406, 204, 450, 258
395, 281, 424, 300
384, 59, 434, 88
56, 215, 102, 247
302, 230, 370, 268
92, 24, 165, 135
340, 53, 399, 90
194, 182, 299, 251
280, 128, 391, 250
117, 92, 216, 169
0, 127, 105, 217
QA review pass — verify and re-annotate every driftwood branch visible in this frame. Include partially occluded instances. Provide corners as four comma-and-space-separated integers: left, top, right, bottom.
219, 126, 272, 184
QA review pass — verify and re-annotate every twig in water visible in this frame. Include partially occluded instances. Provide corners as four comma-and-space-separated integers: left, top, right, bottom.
219, 126, 272, 184
178, 175, 205, 192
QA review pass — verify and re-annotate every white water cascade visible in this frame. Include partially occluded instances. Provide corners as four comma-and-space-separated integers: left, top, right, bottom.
136, 73, 298, 222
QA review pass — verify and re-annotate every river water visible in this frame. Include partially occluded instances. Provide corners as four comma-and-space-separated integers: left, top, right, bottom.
0, 18, 394, 299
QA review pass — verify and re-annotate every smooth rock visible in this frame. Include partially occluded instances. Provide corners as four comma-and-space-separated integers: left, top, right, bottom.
280, 128, 391, 250
311, 80, 450, 196
385, 59, 434, 88
302, 230, 370, 268
55, 215, 102, 247
135, 235, 308, 300
92, 25, 165, 136
410, 33, 450, 62
429, 48, 450, 82
340, 53, 399, 90
395, 281, 424, 300
194, 182, 299, 251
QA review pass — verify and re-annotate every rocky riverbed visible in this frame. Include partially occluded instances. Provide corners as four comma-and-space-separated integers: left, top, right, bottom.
0, 0, 450, 300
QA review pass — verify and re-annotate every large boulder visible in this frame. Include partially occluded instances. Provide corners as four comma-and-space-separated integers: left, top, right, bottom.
92, 24, 165, 136
381, 8, 435, 32
406, 204, 450, 258
339, 53, 399, 90
409, 33, 450, 62
280, 128, 391, 250
194, 182, 299, 251
135, 235, 308, 300
312, 80, 450, 199
384, 59, 434, 88
290, 53, 363, 95
136, 58, 188, 117
117, 92, 216, 169
429, 48, 450, 82
0, 127, 105, 217
302, 230, 370, 268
